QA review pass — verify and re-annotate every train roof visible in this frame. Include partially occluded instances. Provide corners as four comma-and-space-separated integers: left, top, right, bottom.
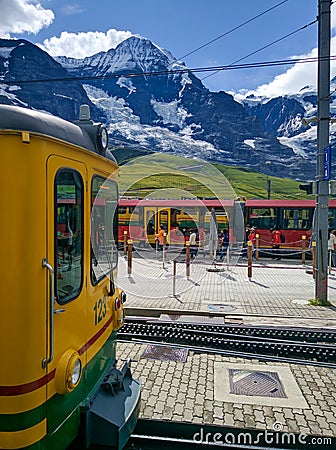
119, 198, 336, 207
245, 199, 336, 207
0, 104, 116, 162
119, 198, 235, 207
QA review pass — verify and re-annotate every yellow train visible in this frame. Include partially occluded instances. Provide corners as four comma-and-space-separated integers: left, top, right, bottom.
0, 105, 141, 449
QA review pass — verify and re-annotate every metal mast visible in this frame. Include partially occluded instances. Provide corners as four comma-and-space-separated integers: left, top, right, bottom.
315, 0, 331, 304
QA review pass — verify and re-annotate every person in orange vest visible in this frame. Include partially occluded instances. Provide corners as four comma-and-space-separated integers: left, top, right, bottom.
156, 225, 165, 251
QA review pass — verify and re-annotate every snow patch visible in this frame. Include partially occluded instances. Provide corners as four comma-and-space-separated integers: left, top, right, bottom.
83, 84, 220, 160
116, 76, 136, 95
151, 99, 190, 128
0, 47, 15, 59
244, 139, 255, 149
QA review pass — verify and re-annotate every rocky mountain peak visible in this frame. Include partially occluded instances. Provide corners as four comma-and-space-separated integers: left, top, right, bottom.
0, 36, 324, 180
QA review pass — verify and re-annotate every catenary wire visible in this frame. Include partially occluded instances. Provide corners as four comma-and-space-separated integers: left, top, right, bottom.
176, 0, 289, 62
3, 54, 334, 86
201, 18, 318, 81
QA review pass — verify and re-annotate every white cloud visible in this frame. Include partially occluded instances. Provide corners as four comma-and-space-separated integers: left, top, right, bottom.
0, 0, 54, 37
39, 28, 135, 59
237, 49, 319, 99
60, 4, 85, 16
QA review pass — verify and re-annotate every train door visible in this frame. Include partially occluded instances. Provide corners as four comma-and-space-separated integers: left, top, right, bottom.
144, 207, 170, 244
144, 207, 156, 244
158, 208, 170, 234
46, 156, 87, 436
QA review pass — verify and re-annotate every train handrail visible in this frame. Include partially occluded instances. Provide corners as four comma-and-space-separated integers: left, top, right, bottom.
42, 258, 54, 368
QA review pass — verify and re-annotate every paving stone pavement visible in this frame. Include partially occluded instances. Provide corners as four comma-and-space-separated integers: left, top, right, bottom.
118, 252, 336, 325
118, 342, 336, 442
116, 252, 336, 443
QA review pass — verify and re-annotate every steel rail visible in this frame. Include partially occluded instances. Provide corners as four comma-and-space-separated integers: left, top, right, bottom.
119, 337, 336, 369
123, 318, 336, 343
118, 320, 336, 367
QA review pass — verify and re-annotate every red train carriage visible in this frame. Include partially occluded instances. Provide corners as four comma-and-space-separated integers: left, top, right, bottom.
244, 199, 336, 252
118, 198, 336, 256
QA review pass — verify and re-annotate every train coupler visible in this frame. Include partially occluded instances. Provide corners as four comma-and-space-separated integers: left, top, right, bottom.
101, 359, 132, 395
85, 358, 141, 450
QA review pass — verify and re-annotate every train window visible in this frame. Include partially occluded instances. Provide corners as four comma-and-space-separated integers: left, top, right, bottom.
118, 206, 127, 214
281, 208, 312, 230
91, 176, 118, 285
146, 210, 155, 235
248, 208, 275, 229
328, 208, 336, 229
159, 210, 168, 231
55, 170, 83, 304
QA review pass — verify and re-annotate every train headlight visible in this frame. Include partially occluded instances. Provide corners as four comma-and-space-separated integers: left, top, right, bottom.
55, 350, 82, 394
70, 357, 82, 388
96, 125, 108, 153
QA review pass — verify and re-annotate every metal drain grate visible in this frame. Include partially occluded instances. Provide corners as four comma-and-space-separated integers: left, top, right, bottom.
208, 304, 236, 312
229, 369, 287, 398
141, 345, 188, 362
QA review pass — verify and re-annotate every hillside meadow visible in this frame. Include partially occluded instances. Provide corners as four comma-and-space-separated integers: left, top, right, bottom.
113, 151, 312, 200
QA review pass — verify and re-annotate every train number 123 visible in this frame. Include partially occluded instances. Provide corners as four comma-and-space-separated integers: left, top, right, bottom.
93, 296, 107, 325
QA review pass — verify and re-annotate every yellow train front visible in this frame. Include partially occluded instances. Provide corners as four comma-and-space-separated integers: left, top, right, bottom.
0, 105, 141, 449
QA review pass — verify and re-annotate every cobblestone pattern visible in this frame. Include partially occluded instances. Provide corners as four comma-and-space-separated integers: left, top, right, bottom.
118, 342, 336, 438
118, 255, 336, 321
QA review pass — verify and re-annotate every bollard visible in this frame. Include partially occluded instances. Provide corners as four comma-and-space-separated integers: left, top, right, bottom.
123, 230, 127, 256
162, 232, 167, 269
173, 259, 177, 296
302, 235, 306, 265
255, 234, 259, 261
127, 239, 133, 276
247, 240, 252, 279
329, 249, 332, 275
312, 241, 316, 279
186, 241, 190, 280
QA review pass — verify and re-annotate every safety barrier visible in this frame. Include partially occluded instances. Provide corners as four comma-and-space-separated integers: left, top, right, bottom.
127, 239, 133, 276
123, 230, 128, 257
125, 235, 323, 294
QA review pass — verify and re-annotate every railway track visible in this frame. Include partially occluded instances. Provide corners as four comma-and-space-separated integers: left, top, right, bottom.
118, 318, 336, 368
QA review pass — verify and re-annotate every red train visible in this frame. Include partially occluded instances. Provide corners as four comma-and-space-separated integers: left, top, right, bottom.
118, 198, 336, 253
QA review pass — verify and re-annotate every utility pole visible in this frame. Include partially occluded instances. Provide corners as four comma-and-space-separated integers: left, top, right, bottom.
315, 0, 331, 305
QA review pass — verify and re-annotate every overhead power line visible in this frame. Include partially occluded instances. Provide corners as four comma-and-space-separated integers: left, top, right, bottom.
177, 0, 289, 61
202, 18, 318, 81
2, 54, 333, 86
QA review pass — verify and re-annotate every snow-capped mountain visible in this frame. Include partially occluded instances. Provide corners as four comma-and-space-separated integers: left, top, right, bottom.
240, 83, 336, 172
0, 36, 327, 180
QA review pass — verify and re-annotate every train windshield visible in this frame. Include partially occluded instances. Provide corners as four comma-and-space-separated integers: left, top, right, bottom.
91, 176, 118, 285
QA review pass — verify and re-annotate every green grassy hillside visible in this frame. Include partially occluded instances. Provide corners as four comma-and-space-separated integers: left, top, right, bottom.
113, 150, 312, 200
213, 164, 312, 200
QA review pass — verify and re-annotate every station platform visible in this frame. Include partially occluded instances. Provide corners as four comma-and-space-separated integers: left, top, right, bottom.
118, 249, 336, 326
116, 251, 336, 446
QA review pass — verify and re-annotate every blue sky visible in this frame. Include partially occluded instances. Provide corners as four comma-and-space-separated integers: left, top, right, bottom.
1, 0, 335, 97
